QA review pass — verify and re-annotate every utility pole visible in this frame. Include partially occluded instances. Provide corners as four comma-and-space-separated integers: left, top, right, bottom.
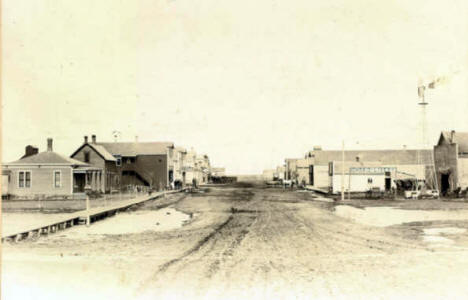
348, 167, 351, 200
341, 140, 345, 201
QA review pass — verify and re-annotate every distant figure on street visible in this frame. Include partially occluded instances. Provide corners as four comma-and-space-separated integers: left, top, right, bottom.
170, 181, 175, 190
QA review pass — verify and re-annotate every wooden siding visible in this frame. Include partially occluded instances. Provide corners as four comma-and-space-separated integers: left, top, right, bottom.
5, 166, 72, 198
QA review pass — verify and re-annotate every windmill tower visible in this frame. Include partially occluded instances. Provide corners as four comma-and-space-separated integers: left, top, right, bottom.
417, 79, 440, 190
418, 84, 428, 149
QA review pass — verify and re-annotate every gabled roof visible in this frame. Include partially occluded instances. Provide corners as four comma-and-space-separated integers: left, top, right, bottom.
439, 131, 468, 153
70, 143, 116, 161
89, 144, 117, 161
6, 151, 89, 166
309, 149, 433, 165
96, 142, 174, 156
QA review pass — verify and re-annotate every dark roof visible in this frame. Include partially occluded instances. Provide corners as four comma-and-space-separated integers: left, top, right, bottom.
88, 144, 116, 161
70, 143, 116, 161
96, 142, 174, 156
440, 131, 468, 153
308, 149, 433, 165
6, 151, 89, 166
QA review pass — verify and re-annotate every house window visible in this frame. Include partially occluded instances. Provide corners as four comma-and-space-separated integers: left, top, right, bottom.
116, 157, 122, 166
84, 151, 90, 163
18, 171, 31, 188
54, 171, 61, 188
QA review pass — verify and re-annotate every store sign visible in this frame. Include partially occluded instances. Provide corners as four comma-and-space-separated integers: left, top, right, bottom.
349, 167, 396, 174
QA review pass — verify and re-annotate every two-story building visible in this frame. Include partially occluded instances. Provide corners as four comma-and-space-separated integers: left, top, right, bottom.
196, 155, 211, 184
275, 165, 285, 180
434, 130, 468, 195
71, 135, 174, 191
172, 147, 187, 186
70, 136, 119, 193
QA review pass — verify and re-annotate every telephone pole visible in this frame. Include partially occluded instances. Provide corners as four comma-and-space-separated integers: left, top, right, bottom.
341, 140, 345, 201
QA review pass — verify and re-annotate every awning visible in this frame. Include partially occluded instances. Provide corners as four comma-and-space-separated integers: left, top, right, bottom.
395, 171, 416, 180
437, 167, 452, 174
73, 167, 102, 174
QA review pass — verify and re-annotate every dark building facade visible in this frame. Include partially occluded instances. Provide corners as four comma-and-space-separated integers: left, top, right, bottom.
70, 136, 120, 193
434, 131, 468, 195
71, 135, 173, 191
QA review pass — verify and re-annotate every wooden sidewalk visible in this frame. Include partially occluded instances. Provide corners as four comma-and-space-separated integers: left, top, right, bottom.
1, 189, 186, 243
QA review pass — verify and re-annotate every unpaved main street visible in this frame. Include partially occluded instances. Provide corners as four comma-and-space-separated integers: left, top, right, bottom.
3, 184, 468, 299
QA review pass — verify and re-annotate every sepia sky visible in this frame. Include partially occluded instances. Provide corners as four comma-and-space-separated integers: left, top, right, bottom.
3, 0, 468, 174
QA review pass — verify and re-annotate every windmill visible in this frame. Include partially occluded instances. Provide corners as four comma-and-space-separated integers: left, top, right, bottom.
418, 77, 447, 148
417, 77, 447, 191
112, 130, 122, 142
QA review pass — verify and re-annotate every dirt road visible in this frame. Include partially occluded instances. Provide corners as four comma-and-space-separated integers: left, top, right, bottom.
3, 184, 468, 299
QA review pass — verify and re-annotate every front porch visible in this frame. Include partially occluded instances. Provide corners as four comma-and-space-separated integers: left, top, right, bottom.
73, 168, 103, 194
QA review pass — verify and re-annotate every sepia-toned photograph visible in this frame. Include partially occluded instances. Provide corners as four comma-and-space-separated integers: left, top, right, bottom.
2, 1, 468, 299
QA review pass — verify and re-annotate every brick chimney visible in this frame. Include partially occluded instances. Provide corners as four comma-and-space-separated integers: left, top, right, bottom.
91, 134, 96, 144
84, 135, 88, 144
47, 138, 53, 152
22, 145, 39, 158
451, 130, 456, 143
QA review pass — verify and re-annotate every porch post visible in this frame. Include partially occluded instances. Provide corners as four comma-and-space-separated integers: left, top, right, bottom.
97, 172, 100, 192
71, 169, 74, 195
92, 171, 96, 191
101, 170, 106, 193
